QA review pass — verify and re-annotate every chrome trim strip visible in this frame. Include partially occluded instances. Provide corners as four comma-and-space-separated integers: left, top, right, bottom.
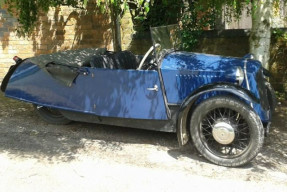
167, 103, 181, 106
244, 59, 253, 108
158, 68, 171, 119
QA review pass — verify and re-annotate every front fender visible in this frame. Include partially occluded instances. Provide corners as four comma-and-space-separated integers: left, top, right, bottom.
177, 83, 259, 146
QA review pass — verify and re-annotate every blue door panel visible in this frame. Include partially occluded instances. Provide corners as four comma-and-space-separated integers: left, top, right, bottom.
5, 62, 168, 120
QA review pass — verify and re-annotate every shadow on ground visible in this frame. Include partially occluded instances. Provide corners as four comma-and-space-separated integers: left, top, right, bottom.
0, 93, 179, 162
0, 92, 286, 173
251, 101, 287, 172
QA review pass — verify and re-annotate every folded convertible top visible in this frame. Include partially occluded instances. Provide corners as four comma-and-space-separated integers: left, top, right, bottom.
28, 48, 107, 67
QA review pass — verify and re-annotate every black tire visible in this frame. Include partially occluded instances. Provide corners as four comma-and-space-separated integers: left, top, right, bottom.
265, 81, 277, 113
190, 96, 264, 167
33, 105, 71, 125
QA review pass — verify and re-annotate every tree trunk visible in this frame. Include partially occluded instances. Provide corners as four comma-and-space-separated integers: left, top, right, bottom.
110, 6, 122, 52
249, 0, 273, 69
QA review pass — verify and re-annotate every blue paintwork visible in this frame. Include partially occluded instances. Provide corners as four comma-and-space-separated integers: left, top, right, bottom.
5, 60, 168, 120
160, 51, 269, 122
4, 50, 271, 124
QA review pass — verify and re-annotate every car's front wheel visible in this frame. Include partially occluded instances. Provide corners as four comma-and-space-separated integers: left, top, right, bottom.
190, 96, 264, 167
34, 105, 71, 125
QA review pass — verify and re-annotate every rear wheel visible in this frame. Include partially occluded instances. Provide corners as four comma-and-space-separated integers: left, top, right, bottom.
190, 96, 264, 167
34, 105, 71, 125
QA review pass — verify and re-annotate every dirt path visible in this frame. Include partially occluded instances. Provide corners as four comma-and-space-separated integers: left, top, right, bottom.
0, 93, 286, 191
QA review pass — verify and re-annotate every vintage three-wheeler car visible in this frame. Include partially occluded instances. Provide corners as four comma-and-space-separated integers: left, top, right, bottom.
1, 25, 276, 167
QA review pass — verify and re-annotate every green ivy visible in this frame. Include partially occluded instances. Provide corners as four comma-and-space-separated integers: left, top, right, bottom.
180, 1, 218, 51
273, 29, 287, 41
3, 0, 151, 36
141, 0, 217, 51
142, 0, 287, 51
4, 0, 85, 35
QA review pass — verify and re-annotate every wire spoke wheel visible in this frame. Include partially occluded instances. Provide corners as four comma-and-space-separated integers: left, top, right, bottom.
190, 96, 264, 167
200, 107, 250, 159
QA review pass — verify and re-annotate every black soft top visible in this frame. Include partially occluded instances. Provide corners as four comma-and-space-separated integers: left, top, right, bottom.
28, 48, 107, 67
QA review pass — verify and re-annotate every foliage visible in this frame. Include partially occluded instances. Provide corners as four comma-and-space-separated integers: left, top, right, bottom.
273, 28, 287, 41
130, 0, 183, 35
270, 28, 287, 97
143, 0, 287, 51
179, 0, 264, 51
276, 91, 287, 100
93, 0, 150, 19
145, 0, 183, 27
180, 1, 218, 51
142, 0, 257, 51
3, 0, 82, 34
2, 0, 151, 35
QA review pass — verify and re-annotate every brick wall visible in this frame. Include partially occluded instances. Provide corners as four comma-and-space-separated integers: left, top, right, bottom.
0, 4, 116, 82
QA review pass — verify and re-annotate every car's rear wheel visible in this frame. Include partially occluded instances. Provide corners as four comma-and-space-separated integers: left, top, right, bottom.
33, 105, 71, 125
190, 96, 264, 167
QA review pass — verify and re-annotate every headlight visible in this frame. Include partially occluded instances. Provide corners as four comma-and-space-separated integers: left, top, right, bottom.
235, 67, 244, 85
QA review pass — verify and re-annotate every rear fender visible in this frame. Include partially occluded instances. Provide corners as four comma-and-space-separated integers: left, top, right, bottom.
177, 83, 259, 146
1, 59, 25, 92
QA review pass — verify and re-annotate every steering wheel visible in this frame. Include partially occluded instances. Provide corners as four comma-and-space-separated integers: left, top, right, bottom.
137, 44, 160, 70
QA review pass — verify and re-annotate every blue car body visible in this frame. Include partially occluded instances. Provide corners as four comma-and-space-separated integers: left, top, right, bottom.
2, 50, 271, 125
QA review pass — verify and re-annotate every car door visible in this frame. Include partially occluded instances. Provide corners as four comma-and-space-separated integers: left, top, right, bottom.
85, 68, 168, 120
5, 61, 168, 120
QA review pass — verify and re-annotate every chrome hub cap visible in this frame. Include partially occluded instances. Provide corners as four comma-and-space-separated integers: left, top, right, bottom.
212, 121, 235, 145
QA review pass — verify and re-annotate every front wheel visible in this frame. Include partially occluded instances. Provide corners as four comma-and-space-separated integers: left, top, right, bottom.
190, 96, 264, 167
33, 105, 71, 125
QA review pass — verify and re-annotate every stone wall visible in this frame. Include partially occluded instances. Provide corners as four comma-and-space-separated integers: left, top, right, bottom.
0, 3, 137, 82
194, 30, 250, 57
0, 4, 114, 82
126, 29, 250, 57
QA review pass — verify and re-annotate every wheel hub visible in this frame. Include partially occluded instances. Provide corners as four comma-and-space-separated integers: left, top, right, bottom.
212, 121, 235, 145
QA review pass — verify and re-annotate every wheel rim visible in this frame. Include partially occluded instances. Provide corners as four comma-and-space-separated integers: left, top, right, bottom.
199, 107, 251, 158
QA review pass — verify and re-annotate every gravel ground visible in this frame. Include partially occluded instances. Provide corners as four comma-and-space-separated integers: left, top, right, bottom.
0, 92, 286, 192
